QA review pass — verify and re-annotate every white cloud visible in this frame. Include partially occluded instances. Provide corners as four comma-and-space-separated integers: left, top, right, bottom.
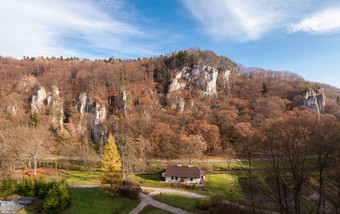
0, 0, 156, 59
289, 8, 340, 34
183, 0, 304, 42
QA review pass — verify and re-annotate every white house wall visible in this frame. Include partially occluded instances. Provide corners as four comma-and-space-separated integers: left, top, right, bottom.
165, 176, 201, 184
183, 178, 201, 184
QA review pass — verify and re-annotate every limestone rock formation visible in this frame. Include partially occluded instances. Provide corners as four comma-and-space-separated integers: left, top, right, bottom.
77, 92, 107, 145
167, 65, 232, 111
46, 86, 64, 128
167, 92, 195, 112
299, 88, 326, 114
31, 86, 64, 128
78, 92, 88, 115
168, 64, 230, 97
31, 87, 47, 114
117, 89, 132, 116
182, 64, 218, 96
169, 72, 186, 92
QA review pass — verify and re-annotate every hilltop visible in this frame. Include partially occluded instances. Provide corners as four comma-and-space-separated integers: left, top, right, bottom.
0, 48, 340, 159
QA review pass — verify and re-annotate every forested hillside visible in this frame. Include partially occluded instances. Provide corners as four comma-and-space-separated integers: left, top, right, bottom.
1, 48, 340, 162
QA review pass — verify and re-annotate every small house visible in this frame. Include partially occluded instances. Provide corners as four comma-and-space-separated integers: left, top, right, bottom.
162, 165, 205, 184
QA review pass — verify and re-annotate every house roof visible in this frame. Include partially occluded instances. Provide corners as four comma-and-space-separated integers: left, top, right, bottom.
164, 165, 203, 178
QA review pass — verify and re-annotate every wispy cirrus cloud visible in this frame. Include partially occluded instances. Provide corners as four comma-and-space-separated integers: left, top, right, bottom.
182, 0, 305, 42
0, 0, 157, 59
288, 8, 340, 34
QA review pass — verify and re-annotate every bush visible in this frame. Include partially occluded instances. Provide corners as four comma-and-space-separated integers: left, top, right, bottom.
43, 188, 60, 214
43, 181, 71, 214
119, 180, 141, 200
196, 199, 211, 210
0, 177, 18, 197
35, 178, 50, 199
18, 179, 35, 196
31, 112, 40, 127
192, 184, 197, 190
0, 178, 70, 214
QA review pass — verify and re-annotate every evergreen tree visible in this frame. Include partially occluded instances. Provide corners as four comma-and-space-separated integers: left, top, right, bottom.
31, 112, 40, 127
261, 82, 268, 95
101, 133, 122, 191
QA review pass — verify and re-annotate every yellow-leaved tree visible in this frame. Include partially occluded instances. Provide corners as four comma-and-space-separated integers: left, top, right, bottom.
101, 133, 122, 191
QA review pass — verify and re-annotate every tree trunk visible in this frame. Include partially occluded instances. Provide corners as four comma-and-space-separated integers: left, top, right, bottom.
33, 157, 37, 176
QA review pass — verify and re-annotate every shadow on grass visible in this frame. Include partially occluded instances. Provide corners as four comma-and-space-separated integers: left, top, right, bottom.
238, 176, 276, 208
135, 172, 162, 181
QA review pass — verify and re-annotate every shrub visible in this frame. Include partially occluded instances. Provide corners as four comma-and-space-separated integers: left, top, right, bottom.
192, 184, 197, 190
31, 112, 40, 127
35, 178, 50, 199
0, 178, 70, 214
0, 177, 18, 197
43, 181, 71, 214
18, 179, 35, 196
43, 188, 60, 214
119, 180, 141, 200
196, 199, 211, 210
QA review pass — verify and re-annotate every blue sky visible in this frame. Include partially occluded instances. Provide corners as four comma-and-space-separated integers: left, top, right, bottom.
1, 0, 340, 88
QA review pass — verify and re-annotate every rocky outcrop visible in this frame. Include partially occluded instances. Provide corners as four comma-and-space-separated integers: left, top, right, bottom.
317, 88, 326, 114
169, 65, 218, 96
78, 92, 88, 115
299, 88, 326, 114
168, 92, 185, 112
182, 65, 218, 96
169, 73, 186, 92
6, 104, 17, 116
47, 86, 64, 128
167, 92, 195, 112
117, 90, 132, 116
169, 65, 232, 97
167, 65, 232, 111
31, 87, 47, 114
77, 92, 107, 145
31, 86, 64, 128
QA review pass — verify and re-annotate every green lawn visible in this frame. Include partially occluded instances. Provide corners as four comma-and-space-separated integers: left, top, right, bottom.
139, 205, 172, 214
205, 174, 247, 203
153, 192, 200, 213
130, 172, 165, 187
62, 170, 101, 185
62, 188, 138, 214
43, 170, 101, 185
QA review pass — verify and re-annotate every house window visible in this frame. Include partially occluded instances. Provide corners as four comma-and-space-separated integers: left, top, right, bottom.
175, 177, 178, 180
190, 178, 193, 181
171, 176, 174, 180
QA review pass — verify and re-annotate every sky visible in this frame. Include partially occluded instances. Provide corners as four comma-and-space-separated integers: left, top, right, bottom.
1, 0, 340, 88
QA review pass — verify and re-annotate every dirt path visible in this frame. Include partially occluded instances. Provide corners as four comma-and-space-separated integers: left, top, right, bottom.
130, 192, 195, 214
141, 187, 208, 199
68, 184, 110, 188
